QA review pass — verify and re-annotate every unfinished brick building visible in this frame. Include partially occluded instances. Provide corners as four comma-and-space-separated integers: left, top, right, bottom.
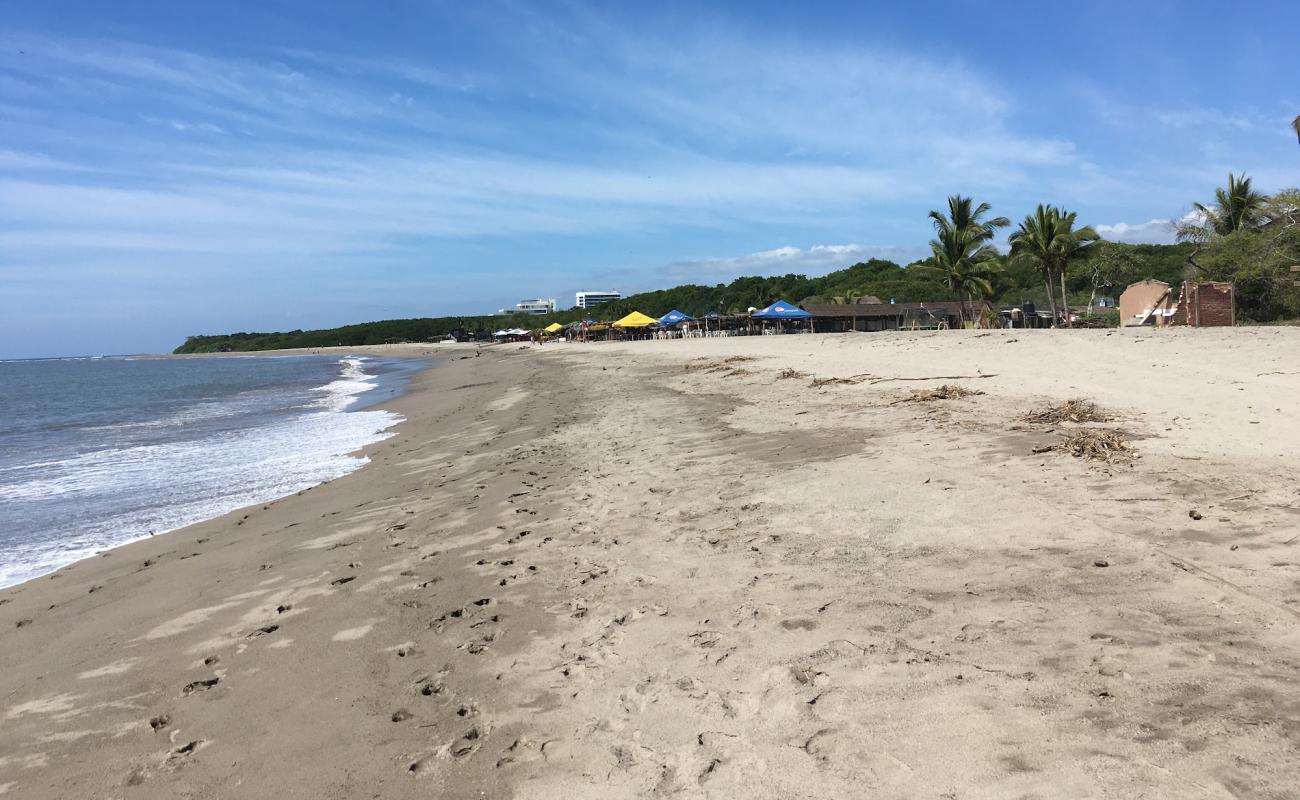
1170, 281, 1235, 327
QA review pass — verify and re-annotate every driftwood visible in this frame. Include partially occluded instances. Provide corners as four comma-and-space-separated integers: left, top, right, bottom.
868, 374, 997, 384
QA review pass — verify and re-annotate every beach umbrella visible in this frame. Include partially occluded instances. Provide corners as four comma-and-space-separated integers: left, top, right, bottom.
657, 310, 691, 326
544, 322, 563, 333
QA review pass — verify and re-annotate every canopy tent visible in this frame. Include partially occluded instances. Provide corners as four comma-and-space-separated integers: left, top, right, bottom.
612, 311, 656, 328
751, 300, 812, 319
492, 329, 508, 337
658, 310, 691, 326
543, 322, 564, 333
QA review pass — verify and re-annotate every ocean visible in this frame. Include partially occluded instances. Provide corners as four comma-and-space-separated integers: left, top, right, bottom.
0, 354, 425, 589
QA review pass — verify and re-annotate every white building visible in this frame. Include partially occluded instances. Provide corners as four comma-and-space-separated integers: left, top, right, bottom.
498, 298, 557, 316
575, 290, 621, 309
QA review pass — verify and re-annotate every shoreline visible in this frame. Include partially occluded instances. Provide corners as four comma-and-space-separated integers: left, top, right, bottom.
0, 348, 440, 592
2, 330, 1298, 798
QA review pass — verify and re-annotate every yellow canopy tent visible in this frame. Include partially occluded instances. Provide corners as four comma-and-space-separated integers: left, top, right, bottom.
544, 322, 563, 333
612, 311, 656, 328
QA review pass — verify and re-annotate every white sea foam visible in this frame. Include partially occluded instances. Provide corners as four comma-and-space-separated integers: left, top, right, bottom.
0, 358, 404, 589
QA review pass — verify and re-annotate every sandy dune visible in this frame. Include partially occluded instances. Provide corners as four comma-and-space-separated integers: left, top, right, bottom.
1, 328, 1298, 799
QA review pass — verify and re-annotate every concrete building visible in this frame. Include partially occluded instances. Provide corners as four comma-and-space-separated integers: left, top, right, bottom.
1119, 279, 1176, 326
575, 291, 621, 309
498, 298, 557, 316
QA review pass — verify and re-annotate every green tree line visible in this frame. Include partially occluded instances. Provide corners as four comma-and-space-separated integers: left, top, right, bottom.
175, 169, 1299, 353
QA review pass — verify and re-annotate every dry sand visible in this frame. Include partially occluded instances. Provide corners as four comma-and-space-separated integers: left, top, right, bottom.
2, 328, 1298, 799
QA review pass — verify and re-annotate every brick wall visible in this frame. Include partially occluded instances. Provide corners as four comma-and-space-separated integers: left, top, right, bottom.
1171, 281, 1235, 327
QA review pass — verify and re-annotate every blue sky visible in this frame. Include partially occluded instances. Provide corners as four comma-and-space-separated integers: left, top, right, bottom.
1, 1, 1297, 358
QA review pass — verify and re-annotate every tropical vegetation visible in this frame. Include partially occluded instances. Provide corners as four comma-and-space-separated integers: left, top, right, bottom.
924, 196, 1008, 325
174, 171, 1300, 352
1008, 205, 1099, 326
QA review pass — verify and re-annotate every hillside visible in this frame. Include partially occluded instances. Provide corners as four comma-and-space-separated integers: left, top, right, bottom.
173, 245, 1195, 353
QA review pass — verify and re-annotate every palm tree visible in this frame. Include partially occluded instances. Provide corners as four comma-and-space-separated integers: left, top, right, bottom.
1193, 173, 1267, 236
1008, 205, 1098, 326
927, 196, 1009, 327
1009, 205, 1065, 324
1051, 209, 1099, 326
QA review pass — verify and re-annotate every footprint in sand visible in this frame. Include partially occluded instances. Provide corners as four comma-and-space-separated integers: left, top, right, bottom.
164, 740, 204, 769
449, 726, 484, 757
181, 678, 219, 696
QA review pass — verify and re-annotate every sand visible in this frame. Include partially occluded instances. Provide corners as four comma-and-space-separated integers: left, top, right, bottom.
2, 328, 1298, 799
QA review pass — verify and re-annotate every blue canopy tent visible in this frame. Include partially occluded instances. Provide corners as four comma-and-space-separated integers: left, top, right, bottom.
751, 300, 814, 333
658, 309, 691, 326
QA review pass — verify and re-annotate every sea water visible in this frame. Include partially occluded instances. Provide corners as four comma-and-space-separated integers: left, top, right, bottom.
0, 354, 424, 589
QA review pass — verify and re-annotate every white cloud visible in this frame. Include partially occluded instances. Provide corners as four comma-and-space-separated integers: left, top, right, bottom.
657, 243, 924, 284
0, 149, 76, 170
1094, 218, 1176, 244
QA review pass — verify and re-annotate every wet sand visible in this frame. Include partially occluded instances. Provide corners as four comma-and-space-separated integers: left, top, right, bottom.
2, 329, 1298, 799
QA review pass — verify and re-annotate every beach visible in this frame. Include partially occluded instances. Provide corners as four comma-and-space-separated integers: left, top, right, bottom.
2, 328, 1298, 799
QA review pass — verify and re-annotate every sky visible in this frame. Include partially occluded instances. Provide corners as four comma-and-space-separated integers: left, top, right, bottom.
1, 1, 1297, 358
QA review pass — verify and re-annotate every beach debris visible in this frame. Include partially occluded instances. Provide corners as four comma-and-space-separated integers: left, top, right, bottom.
810, 374, 869, 388
900, 384, 985, 402
775, 368, 809, 380
1188, 509, 1203, 520
1093, 559, 1110, 568
1023, 399, 1111, 424
868, 373, 996, 384
149, 714, 171, 731
1034, 429, 1134, 463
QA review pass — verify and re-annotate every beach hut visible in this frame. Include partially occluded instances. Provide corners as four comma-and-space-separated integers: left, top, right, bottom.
751, 300, 814, 334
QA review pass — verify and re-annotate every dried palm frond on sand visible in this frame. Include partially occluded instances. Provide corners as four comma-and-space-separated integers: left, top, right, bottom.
809, 374, 870, 388
1033, 429, 1134, 463
775, 368, 809, 380
901, 384, 984, 403
1023, 399, 1111, 424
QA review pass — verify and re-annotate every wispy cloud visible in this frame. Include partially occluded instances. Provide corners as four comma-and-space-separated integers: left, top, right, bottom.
656, 243, 926, 284
1, 2, 1295, 357
1094, 218, 1177, 244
